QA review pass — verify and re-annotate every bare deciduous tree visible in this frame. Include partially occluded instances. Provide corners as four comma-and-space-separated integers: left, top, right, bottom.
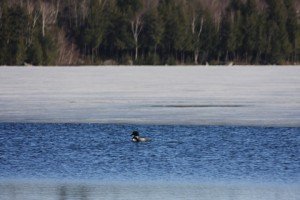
57, 29, 80, 65
39, 0, 60, 37
192, 17, 204, 64
131, 14, 143, 61
188, 0, 204, 64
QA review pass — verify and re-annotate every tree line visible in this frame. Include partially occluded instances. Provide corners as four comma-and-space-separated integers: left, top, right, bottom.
0, 0, 299, 65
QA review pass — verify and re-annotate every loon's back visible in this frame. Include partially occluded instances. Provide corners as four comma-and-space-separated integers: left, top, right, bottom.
132, 136, 150, 142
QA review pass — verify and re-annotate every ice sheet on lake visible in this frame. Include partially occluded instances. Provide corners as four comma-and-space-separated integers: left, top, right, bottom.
0, 66, 299, 126
0, 181, 299, 200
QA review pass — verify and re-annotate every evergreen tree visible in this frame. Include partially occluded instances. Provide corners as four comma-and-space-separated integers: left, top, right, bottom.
6, 6, 28, 65
284, 0, 298, 62
266, 0, 292, 64
0, 0, 9, 64
80, 0, 110, 62
241, 0, 259, 63
219, 0, 244, 63
102, 1, 133, 63
173, 2, 190, 64
254, 13, 268, 64
27, 38, 43, 65
141, 8, 164, 64
199, 12, 218, 64
160, 1, 190, 64
219, 13, 236, 62
15, 38, 27, 65
296, 24, 300, 62
116, 0, 142, 15
40, 32, 58, 65
159, 0, 176, 63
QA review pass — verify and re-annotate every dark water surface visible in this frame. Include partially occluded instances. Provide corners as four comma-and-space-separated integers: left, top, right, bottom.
0, 123, 299, 200
0, 123, 298, 183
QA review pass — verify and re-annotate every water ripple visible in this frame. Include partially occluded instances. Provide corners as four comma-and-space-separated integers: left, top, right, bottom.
0, 123, 299, 184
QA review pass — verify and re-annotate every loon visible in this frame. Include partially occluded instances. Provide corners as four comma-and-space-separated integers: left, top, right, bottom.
131, 131, 150, 142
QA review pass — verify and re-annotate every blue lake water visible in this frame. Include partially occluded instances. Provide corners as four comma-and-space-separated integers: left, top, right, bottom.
0, 123, 299, 183
0, 123, 299, 200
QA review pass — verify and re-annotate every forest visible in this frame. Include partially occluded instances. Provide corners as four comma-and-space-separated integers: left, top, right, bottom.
0, 0, 299, 65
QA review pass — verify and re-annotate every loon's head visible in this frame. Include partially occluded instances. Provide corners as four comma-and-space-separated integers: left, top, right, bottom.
131, 131, 140, 137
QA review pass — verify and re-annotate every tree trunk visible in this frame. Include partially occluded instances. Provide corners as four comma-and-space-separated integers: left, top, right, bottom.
194, 48, 199, 65
226, 51, 228, 63
42, 17, 45, 37
191, 16, 204, 65
154, 44, 157, 64
131, 16, 143, 61
135, 44, 138, 61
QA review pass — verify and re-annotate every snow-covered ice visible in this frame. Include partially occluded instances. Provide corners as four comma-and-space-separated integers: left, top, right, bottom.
0, 66, 299, 126
0, 181, 299, 200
